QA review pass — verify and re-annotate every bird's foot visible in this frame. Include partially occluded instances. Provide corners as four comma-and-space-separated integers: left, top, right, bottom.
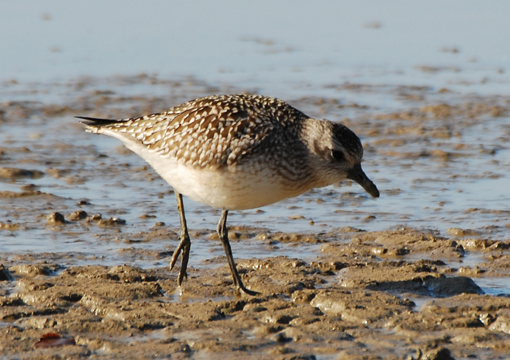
236, 284, 260, 296
232, 271, 260, 296
170, 234, 191, 286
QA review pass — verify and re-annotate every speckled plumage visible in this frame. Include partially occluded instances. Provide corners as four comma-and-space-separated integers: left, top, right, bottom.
110, 94, 307, 168
79, 94, 379, 295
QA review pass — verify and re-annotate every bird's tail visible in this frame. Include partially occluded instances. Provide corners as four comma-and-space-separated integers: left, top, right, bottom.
75, 116, 119, 133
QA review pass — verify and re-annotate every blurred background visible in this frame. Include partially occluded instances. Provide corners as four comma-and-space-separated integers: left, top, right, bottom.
1, 1, 509, 96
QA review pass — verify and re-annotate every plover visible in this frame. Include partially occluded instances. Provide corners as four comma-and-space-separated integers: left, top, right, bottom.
78, 94, 379, 295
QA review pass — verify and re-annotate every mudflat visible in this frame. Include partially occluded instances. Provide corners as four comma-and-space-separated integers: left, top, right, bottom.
1, 76, 509, 359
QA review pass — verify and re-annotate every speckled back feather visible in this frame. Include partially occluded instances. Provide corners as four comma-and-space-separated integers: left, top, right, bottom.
86, 94, 310, 169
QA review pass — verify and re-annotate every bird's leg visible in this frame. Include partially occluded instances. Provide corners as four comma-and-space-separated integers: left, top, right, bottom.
217, 210, 259, 296
170, 192, 191, 286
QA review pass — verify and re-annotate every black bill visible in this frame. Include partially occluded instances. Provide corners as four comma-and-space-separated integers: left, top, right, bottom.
346, 163, 380, 198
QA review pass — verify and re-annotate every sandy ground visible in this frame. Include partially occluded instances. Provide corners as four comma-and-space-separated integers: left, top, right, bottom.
1, 76, 510, 359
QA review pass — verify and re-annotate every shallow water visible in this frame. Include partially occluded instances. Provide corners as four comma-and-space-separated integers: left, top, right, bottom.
1, 78, 508, 259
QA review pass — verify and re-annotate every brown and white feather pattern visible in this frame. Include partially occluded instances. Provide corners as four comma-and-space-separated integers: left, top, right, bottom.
87, 94, 314, 176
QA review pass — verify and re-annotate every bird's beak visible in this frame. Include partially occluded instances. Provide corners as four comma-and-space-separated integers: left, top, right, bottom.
346, 163, 380, 198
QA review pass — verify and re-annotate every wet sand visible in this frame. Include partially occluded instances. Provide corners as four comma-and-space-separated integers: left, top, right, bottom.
1, 76, 510, 359
2, 228, 510, 359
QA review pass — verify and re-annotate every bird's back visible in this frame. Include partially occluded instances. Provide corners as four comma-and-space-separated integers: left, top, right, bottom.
85, 94, 309, 170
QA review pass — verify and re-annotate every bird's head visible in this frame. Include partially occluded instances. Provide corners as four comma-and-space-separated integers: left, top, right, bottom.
303, 119, 380, 198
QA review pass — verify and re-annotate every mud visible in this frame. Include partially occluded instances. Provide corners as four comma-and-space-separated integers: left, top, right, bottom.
1, 75, 510, 359
1, 228, 510, 359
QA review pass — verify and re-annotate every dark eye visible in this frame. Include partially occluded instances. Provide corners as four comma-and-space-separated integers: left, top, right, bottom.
331, 150, 345, 162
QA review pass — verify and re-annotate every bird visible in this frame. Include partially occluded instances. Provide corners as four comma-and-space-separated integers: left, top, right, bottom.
77, 94, 379, 295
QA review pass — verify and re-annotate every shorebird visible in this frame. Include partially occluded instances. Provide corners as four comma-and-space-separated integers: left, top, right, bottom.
78, 94, 379, 295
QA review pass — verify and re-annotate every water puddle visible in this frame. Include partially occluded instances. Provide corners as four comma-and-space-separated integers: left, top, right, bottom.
162, 288, 235, 304
474, 277, 510, 297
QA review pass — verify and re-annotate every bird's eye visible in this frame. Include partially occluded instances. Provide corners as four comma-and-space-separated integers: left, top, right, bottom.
331, 150, 345, 162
